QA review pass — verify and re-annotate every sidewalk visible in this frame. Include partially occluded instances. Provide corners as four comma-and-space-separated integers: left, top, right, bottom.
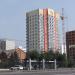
0, 68, 75, 72
0, 69, 9, 72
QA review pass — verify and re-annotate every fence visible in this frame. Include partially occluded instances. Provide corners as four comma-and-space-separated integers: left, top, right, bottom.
24, 59, 57, 70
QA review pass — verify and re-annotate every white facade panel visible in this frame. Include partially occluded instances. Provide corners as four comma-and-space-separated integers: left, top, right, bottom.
6, 40, 15, 50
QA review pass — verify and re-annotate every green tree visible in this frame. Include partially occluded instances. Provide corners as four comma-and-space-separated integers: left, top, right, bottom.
28, 50, 39, 60
0, 51, 7, 62
38, 53, 43, 61
55, 53, 68, 67
38, 50, 55, 61
48, 50, 55, 60
0, 52, 9, 68
8, 51, 20, 67
67, 56, 74, 67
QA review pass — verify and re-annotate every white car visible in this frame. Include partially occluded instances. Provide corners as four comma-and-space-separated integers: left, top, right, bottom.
10, 65, 23, 70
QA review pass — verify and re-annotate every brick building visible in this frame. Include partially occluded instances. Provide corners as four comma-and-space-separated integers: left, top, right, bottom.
66, 31, 75, 61
16, 48, 26, 63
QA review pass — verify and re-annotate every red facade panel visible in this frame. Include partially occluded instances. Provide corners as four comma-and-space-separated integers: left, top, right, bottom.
43, 9, 48, 52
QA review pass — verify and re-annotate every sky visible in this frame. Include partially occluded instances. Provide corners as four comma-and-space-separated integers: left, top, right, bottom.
0, 0, 75, 47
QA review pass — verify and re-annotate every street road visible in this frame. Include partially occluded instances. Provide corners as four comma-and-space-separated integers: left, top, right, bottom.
0, 71, 75, 75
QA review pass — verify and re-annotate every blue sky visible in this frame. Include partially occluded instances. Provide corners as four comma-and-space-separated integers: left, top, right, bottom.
0, 0, 75, 46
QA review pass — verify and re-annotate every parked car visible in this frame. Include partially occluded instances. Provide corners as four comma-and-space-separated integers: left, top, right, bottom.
10, 65, 23, 70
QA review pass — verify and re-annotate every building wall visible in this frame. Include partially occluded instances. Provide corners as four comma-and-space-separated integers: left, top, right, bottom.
16, 48, 26, 63
43, 9, 48, 52
66, 31, 75, 61
0, 39, 15, 52
26, 8, 60, 53
39, 9, 44, 52
26, 10, 39, 52
6, 40, 15, 50
0, 40, 6, 52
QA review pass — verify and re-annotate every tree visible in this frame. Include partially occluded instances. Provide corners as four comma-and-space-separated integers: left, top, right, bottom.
8, 51, 20, 67
40, 52, 50, 61
55, 53, 68, 67
0, 51, 7, 62
67, 56, 74, 67
48, 50, 55, 60
38, 53, 43, 61
27, 50, 39, 60
0, 52, 8, 68
38, 50, 55, 61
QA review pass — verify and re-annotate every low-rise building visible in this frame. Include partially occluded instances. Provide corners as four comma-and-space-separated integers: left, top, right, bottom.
16, 47, 26, 63
0, 39, 15, 52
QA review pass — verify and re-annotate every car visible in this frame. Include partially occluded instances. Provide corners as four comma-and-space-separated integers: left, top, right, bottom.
10, 65, 23, 70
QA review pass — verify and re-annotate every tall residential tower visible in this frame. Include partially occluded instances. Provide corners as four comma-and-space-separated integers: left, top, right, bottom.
66, 31, 75, 62
26, 8, 60, 53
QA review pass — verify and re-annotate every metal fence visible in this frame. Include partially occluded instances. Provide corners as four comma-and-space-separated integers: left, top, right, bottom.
24, 59, 57, 70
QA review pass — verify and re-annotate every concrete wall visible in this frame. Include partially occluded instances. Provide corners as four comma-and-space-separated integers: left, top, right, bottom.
6, 40, 15, 50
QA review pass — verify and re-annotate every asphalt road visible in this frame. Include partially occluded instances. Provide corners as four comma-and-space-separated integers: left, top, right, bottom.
0, 71, 75, 75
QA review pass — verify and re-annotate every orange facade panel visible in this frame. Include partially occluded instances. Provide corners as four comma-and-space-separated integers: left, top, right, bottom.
54, 12, 58, 51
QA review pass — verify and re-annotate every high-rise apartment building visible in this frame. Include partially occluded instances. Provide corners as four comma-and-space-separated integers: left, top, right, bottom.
66, 31, 75, 61
26, 8, 60, 53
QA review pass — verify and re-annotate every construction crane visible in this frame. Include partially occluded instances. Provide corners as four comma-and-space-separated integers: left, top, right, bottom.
60, 8, 66, 53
